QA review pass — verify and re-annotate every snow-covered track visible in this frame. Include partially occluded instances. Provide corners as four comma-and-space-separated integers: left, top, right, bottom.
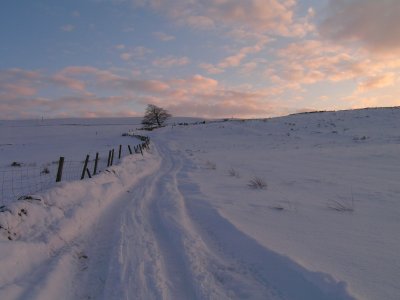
1, 139, 357, 300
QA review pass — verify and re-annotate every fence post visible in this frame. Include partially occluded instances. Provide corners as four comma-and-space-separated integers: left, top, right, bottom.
118, 144, 122, 159
56, 156, 64, 182
107, 150, 111, 167
81, 155, 90, 180
110, 149, 114, 166
128, 145, 132, 155
93, 152, 99, 175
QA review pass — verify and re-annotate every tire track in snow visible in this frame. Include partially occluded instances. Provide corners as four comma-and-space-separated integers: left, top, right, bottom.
68, 140, 356, 299
150, 138, 357, 300
149, 142, 284, 299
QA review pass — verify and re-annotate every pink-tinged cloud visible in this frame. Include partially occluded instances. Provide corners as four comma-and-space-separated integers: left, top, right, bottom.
357, 73, 397, 93
274, 40, 400, 91
51, 73, 86, 92
61, 24, 75, 32
133, 0, 310, 36
320, 0, 400, 54
185, 15, 215, 29
0, 83, 37, 97
152, 31, 176, 41
118, 46, 153, 61
0, 67, 290, 119
218, 43, 265, 69
201, 39, 268, 74
165, 89, 280, 119
152, 56, 190, 68
0, 69, 41, 100
48, 66, 170, 94
199, 63, 224, 74
115, 44, 126, 50
169, 75, 218, 94
206, 0, 295, 33
0, 68, 41, 81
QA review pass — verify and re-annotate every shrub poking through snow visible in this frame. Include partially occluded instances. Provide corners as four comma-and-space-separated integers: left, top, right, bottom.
227, 168, 239, 177
248, 176, 267, 189
41, 167, 50, 174
327, 198, 354, 212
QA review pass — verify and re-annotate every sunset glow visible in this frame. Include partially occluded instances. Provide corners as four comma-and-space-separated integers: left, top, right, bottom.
1, 0, 399, 119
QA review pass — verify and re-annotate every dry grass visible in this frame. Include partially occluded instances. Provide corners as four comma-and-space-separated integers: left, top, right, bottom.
227, 168, 239, 177
327, 199, 354, 212
248, 176, 267, 189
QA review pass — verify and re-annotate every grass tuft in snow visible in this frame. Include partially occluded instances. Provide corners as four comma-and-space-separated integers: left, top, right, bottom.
327, 198, 354, 212
227, 168, 239, 177
247, 176, 267, 189
41, 167, 50, 174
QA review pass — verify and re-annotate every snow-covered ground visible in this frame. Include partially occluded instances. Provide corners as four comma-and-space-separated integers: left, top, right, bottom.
0, 109, 399, 299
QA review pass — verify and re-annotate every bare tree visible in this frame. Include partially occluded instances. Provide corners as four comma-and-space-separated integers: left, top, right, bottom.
141, 104, 171, 129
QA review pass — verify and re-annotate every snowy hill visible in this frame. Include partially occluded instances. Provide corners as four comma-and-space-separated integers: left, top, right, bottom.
0, 108, 399, 299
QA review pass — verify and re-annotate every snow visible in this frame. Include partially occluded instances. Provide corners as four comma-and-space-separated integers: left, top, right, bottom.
0, 108, 399, 299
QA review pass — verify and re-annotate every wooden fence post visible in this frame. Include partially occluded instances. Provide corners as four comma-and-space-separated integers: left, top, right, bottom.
81, 155, 90, 180
56, 156, 64, 182
128, 145, 132, 154
93, 152, 99, 175
107, 150, 112, 167
110, 149, 114, 166
118, 145, 122, 159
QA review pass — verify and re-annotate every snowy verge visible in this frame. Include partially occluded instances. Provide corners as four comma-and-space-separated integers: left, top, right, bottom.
0, 148, 160, 297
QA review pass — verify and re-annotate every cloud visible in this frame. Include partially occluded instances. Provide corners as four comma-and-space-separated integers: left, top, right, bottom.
199, 63, 224, 74
52, 66, 170, 94
0, 69, 41, 100
165, 89, 279, 118
133, 0, 310, 36
152, 56, 190, 68
50, 68, 88, 92
119, 46, 152, 61
120, 53, 133, 61
342, 93, 400, 110
357, 73, 397, 93
0, 67, 284, 119
153, 31, 176, 41
61, 24, 75, 32
115, 44, 126, 50
219, 43, 265, 68
172, 74, 218, 93
0, 94, 140, 119
205, 0, 295, 33
319, 0, 400, 54
185, 15, 215, 29
201, 38, 268, 74
273, 39, 400, 89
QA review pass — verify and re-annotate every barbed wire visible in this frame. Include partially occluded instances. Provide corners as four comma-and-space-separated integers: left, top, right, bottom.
0, 140, 150, 206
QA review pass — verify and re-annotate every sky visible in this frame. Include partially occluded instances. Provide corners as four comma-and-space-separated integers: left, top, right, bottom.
1, 0, 400, 119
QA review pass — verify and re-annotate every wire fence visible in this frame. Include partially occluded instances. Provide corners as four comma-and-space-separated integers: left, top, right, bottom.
0, 136, 150, 206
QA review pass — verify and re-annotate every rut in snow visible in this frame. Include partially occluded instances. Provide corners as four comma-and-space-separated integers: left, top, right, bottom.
16, 140, 356, 300
70, 141, 355, 300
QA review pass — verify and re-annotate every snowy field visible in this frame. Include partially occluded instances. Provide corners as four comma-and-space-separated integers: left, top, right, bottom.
0, 118, 145, 205
0, 109, 399, 299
